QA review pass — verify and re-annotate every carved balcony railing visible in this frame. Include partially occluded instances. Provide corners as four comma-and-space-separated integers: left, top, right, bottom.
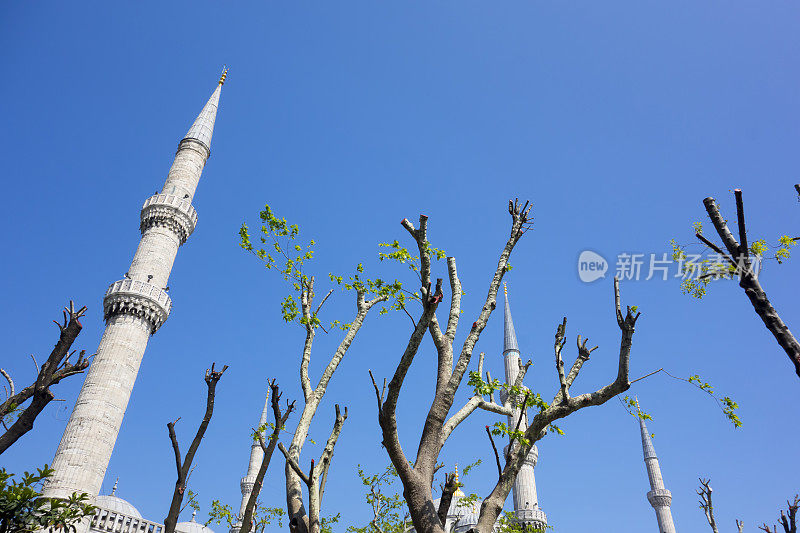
140, 193, 198, 244
103, 279, 172, 333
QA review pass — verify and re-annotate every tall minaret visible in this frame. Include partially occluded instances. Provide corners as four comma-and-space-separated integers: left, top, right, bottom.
44, 71, 227, 506
500, 284, 547, 530
231, 395, 271, 533
638, 405, 677, 533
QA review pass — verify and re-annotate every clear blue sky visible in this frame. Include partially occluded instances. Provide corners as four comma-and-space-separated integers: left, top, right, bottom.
1, 2, 798, 532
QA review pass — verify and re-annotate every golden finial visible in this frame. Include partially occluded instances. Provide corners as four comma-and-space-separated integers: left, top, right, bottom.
634, 395, 642, 415
503, 282, 508, 296
218, 66, 229, 86
453, 463, 465, 497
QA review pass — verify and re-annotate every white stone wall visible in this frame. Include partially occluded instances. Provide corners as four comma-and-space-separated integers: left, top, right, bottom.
127, 225, 181, 287
45, 314, 152, 501
163, 140, 208, 201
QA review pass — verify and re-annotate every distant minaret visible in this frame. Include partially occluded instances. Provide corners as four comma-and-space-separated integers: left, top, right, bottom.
638, 404, 677, 533
231, 395, 271, 533
44, 70, 228, 507
500, 284, 547, 529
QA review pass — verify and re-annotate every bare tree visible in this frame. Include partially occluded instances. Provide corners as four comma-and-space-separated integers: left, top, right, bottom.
693, 188, 800, 379
369, 200, 641, 533
698, 478, 720, 533
0, 301, 90, 455
240, 206, 399, 533
760, 495, 799, 533
279, 405, 348, 533
163, 363, 228, 533
239, 380, 296, 533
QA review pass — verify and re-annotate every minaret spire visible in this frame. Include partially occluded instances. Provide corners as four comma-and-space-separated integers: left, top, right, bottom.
183, 69, 225, 158
231, 393, 271, 533
637, 401, 677, 533
43, 74, 225, 526
499, 284, 546, 530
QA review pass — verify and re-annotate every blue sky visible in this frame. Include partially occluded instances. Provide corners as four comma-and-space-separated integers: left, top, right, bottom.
1, 2, 798, 532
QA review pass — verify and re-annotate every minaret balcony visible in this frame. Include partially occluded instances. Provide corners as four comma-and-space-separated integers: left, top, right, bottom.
647, 488, 673, 508
103, 279, 172, 333
503, 443, 538, 467
498, 389, 527, 408
514, 508, 547, 528
241, 474, 257, 494
140, 193, 198, 245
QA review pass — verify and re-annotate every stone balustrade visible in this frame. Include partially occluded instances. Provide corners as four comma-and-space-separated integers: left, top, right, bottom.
514, 508, 548, 528
647, 487, 673, 508
103, 279, 172, 333
91, 508, 164, 533
140, 193, 198, 244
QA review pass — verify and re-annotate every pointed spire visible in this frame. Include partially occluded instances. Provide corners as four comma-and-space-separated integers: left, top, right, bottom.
503, 282, 519, 355
635, 397, 657, 460
191, 509, 197, 522
111, 477, 118, 495
184, 69, 226, 152
639, 416, 657, 461
257, 392, 270, 434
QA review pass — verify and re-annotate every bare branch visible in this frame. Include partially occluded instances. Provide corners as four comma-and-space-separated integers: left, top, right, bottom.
554, 318, 568, 401
697, 478, 719, 533
164, 364, 227, 533
485, 425, 502, 477
318, 404, 348, 504
0, 369, 13, 400
700, 193, 800, 379
0, 302, 89, 455
444, 257, 461, 343
473, 278, 638, 532
279, 442, 311, 485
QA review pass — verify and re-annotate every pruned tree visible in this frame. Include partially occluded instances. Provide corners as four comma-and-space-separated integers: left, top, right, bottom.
163, 363, 228, 533
240, 205, 404, 533
759, 495, 799, 533
0, 302, 90, 455
278, 404, 348, 533
698, 478, 720, 533
368, 200, 641, 533
239, 380, 296, 533
676, 187, 800, 379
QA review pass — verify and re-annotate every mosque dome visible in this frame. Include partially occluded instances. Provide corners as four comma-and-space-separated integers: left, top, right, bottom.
175, 511, 215, 533
94, 494, 143, 519
431, 465, 481, 533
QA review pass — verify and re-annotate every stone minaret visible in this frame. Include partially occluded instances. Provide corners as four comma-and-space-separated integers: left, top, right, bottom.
499, 284, 547, 529
638, 409, 677, 533
44, 71, 227, 506
230, 395, 271, 533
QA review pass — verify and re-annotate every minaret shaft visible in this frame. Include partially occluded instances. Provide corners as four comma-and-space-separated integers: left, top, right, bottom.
43, 80, 223, 508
